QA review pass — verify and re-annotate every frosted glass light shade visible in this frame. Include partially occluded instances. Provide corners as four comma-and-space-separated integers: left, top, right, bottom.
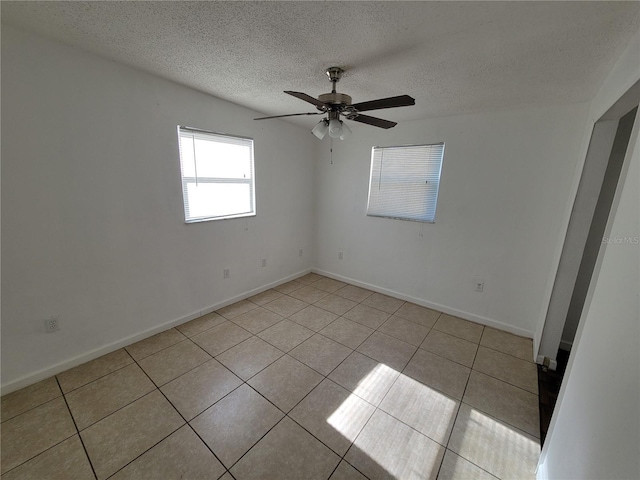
339, 121, 352, 140
328, 119, 343, 138
312, 120, 328, 139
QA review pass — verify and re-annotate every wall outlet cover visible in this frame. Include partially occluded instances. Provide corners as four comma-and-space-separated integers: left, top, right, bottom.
45, 317, 60, 333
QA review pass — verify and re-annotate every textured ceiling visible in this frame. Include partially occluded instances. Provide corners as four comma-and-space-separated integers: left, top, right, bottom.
2, 1, 639, 126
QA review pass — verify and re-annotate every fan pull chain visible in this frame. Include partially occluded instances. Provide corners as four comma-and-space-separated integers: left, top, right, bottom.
330, 138, 334, 164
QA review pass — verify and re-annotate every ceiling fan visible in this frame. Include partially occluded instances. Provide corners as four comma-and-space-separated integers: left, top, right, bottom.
254, 67, 415, 140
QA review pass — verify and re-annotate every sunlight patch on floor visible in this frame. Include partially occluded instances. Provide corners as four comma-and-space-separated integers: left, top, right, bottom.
450, 404, 540, 480
328, 364, 453, 479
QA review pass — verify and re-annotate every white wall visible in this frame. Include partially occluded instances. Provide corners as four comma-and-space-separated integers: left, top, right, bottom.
1, 26, 316, 391
537, 32, 640, 480
314, 104, 589, 339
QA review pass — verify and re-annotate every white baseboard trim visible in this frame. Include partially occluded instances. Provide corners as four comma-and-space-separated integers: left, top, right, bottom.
313, 269, 535, 340
536, 355, 559, 371
0, 268, 311, 396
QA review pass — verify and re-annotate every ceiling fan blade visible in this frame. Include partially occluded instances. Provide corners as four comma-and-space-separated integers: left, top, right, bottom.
351, 95, 415, 112
284, 91, 328, 109
254, 112, 324, 120
350, 114, 397, 129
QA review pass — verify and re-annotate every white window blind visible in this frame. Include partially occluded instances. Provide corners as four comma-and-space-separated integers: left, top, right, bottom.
367, 143, 444, 223
178, 127, 255, 223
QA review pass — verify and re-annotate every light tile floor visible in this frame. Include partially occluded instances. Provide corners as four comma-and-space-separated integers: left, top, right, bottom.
1, 274, 540, 480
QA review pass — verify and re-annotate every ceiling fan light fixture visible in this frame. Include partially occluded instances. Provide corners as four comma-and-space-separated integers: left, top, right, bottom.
312, 119, 328, 139
255, 67, 415, 138
339, 121, 352, 140
328, 118, 343, 139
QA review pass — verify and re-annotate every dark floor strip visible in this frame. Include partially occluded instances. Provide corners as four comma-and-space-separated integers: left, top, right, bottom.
537, 348, 570, 445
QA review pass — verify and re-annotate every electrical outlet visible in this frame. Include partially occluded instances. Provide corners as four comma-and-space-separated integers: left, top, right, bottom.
261, 258, 267, 268
299, 249, 303, 257
338, 251, 344, 260
45, 317, 60, 333
223, 268, 230, 279
475, 281, 484, 292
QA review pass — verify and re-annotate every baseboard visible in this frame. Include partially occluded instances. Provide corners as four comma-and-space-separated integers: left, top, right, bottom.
313, 269, 535, 340
532, 340, 571, 372
0, 268, 311, 395
536, 355, 559, 371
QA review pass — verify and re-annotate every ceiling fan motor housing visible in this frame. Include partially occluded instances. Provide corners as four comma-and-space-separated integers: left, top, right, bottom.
317, 92, 352, 111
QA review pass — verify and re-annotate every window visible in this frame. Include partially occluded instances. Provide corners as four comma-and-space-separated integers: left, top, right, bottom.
367, 143, 444, 223
178, 127, 255, 223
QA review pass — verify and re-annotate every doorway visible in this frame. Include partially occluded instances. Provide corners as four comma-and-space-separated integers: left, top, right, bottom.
535, 82, 638, 444
538, 81, 639, 367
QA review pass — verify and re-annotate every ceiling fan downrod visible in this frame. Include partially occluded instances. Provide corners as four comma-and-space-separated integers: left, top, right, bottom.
326, 66, 343, 93
318, 67, 352, 111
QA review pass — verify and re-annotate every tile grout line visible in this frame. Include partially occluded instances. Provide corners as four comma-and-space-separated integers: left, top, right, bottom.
80, 389, 179, 479
82, 339, 248, 477
451, 398, 541, 478
409, 331, 538, 395
368, 314, 450, 477
479, 343, 538, 365
315, 316, 379, 352
440, 443, 500, 480
125, 331, 189, 362
185, 423, 236, 479
340, 459, 373, 480
57, 353, 137, 396
456, 396, 542, 441
0, 395, 87, 478
286, 305, 428, 478
191, 324, 256, 358
225, 343, 369, 478
415, 335, 475, 369
436, 326, 513, 479
202, 295, 368, 475
57, 376, 99, 480
448, 324, 484, 434
326, 462, 343, 480
0, 390, 66, 424
423, 315, 468, 479
217, 395, 288, 472
469, 368, 539, 396
146, 339, 214, 388
283, 411, 370, 480
68, 385, 156, 433
277, 376, 374, 480
100, 353, 230, 479
259, 292, 311, 318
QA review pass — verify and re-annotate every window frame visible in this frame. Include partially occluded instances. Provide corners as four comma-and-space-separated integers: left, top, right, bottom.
366, 142, 445, 224
177, 126, 256, 224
